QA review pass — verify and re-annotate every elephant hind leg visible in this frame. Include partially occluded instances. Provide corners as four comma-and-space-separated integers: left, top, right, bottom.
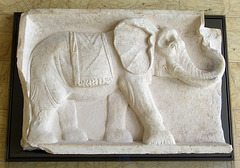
28, 109, 60, 146
28, 78, 68, 146
105, 90, 133, 143
58, 100, 88, 142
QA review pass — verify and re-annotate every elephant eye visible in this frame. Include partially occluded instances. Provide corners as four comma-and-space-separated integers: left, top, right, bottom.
169, 42, 177, 50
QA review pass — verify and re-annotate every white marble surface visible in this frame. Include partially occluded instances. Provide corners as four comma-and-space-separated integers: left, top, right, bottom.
17, 9, 231, 154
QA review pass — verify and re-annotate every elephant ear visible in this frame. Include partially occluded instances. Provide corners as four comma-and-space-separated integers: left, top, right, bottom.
114, 18, 158, 74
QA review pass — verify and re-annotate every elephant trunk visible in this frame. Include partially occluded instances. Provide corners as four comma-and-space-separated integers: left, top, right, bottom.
166, 42, 225, 87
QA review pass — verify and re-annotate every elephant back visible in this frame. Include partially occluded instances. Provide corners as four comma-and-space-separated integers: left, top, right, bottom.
30, 32, 114, 88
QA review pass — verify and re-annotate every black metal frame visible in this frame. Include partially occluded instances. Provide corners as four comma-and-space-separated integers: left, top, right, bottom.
5, 13, 234, 161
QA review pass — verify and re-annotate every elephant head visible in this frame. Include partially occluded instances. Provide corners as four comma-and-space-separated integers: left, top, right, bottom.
114, 18, 225, 87
155, 28, 225, 86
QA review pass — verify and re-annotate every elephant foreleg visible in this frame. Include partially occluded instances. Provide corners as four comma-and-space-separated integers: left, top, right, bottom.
118, 73, 175, 145
105, 90, 133, 143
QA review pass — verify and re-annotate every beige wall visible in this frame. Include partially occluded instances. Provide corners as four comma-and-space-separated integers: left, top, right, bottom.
0, 0, 239, 167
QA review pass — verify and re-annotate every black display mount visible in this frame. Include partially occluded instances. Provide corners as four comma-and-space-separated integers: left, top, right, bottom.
6, 13, 234, 161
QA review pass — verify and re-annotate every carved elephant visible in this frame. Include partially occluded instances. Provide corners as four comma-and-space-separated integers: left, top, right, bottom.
27, 18, 225, 147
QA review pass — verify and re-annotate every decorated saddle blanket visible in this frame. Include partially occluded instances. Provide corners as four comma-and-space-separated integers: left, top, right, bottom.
69, 32, 113, 87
